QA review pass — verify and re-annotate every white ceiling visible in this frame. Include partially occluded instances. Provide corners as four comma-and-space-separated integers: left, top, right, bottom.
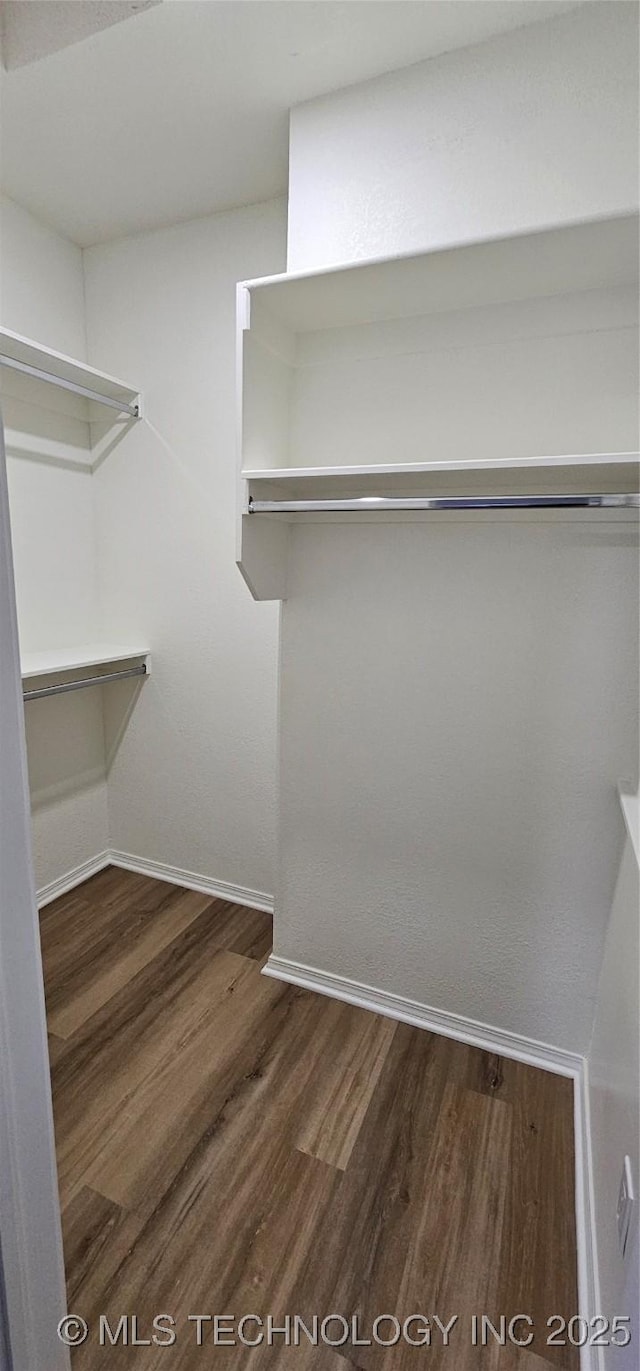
0, 0, 583, 247
0, 2, 161, 70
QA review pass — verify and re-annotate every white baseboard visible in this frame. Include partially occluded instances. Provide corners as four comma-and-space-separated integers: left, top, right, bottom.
37, 848, 273, 915
36, 850, 111, 907
262, 953, 582, 1076
108, 849, 274, 914
263, 953, 601, 1371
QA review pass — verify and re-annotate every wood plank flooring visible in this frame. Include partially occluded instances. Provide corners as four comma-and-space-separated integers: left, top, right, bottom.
41, 867, 579, 1369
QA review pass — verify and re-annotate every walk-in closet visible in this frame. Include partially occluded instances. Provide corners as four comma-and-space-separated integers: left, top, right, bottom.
0, 4, 637, 1370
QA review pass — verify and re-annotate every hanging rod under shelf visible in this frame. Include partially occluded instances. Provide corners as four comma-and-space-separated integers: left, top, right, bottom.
0, 354, 140, 418
248, 493, 640, 514
23, 663, 147, 702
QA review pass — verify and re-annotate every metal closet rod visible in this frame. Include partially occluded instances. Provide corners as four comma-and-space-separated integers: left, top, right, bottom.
0, 354, 140, 419
23, 663, 147, 703
249, 493, 640, 513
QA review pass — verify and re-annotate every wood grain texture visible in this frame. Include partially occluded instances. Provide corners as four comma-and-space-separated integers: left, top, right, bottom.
284, 1028, 512, 1371
496, 1350, 566, 1371
187, 897, 274, 961
53, 942, 275, 1209
47, 1032, 66, 1066
496, 1061, 578, 1368
45, 887, 215, 1038
294, 999, 396, 1170
62, 1186, 145, 1312
41, 869, 579, 1370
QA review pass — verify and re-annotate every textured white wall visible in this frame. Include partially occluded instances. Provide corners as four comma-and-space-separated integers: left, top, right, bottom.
278, 0, 639, 1052
288, 2, 639, 270
588, 819, 639, 1364
83, 199, 287, 899
278, 522, 638, 1052
0, 194, 109, 890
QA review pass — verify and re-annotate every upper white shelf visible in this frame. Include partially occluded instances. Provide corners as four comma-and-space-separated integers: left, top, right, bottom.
238, 213, 639, 480
0, 327, 141, 420
237, 212, 639, 599
21, 644, 149, 681
241, 213, 638, 334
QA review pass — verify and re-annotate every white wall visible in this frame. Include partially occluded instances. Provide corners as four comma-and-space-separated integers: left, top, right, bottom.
288, 1, 639, 270
0, 194, 110, 890
278, 521, 638, 1052
83, 199, 287, 901
588, 811, 639, 1366
0, 194, 86, 355
1, 192, 287, 900
276, 0, 640, 1053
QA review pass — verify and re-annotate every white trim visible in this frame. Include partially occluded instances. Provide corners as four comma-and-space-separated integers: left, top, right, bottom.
263, 953, 601, 1371
36, 851, 111, 908
574, 1056, 604, 1371
108, 850, 274, 914
36, 850, 274, 914
262, 953, 581, 1075
0, 396, 70, 1369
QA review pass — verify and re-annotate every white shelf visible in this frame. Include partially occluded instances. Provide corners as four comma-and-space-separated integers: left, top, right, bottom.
21, 644, 149, 682
243, 452, 640, 481
241, 213, 638, 333
243, 456, 639, 505
237, 212, 639, 600
0, 326, 141, 420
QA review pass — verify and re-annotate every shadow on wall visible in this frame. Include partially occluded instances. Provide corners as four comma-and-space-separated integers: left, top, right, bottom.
25, 679, 144, 806
103, 674, 148, 774
2, 364, 138, 473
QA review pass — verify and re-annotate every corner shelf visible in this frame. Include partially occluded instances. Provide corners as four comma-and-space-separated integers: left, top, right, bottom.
236, 212, 639, 600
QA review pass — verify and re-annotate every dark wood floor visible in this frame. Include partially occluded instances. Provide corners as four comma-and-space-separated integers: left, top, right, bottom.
41, 867, 579, 1369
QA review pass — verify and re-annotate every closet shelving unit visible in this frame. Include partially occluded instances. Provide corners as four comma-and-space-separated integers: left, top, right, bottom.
0, 329, 149, 700
21, 646, 150, 702
236, 212, 639, 600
